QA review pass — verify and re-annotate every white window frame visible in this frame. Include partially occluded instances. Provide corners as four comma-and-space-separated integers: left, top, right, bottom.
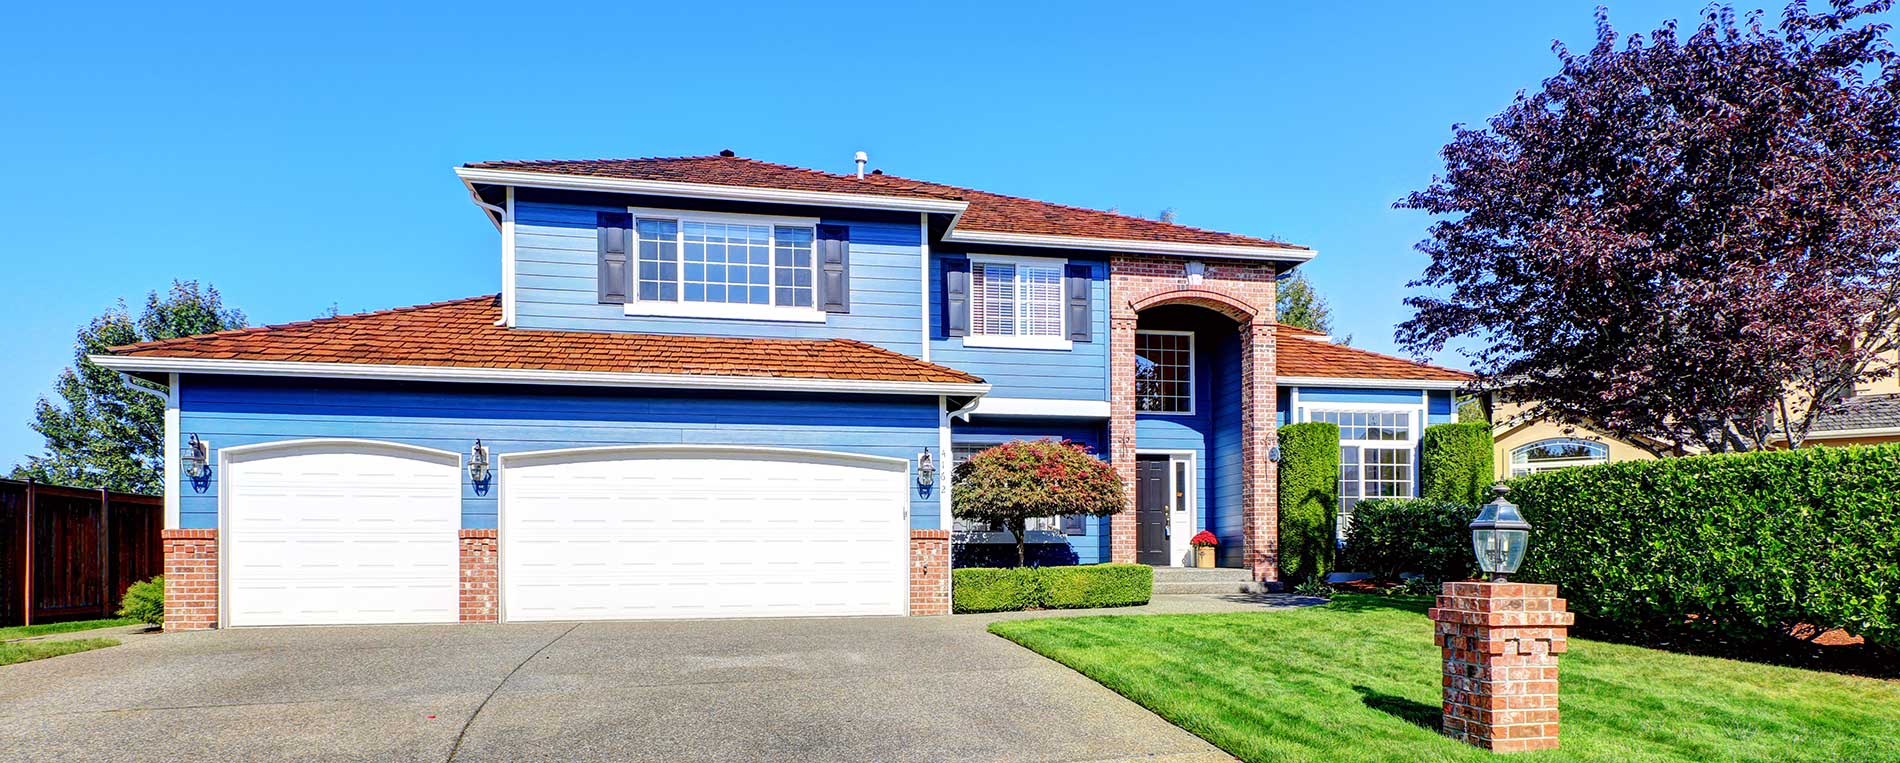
1509, 438, 1609, 477
962, 253, 1073, 351
1134, 329, 1196, 416
1297, 398, 1426, 543
622, 207, 826, 323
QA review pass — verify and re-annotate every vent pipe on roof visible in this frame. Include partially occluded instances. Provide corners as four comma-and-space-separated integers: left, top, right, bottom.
854, 151, 868, 179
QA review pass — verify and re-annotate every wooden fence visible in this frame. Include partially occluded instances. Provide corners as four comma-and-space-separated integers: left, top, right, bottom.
0, 479, 163, 628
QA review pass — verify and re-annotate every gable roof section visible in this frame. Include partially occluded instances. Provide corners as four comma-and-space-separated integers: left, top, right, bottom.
1275, 325, 1471, 386
95, 296, 986, 394
457, 155, 1310, 257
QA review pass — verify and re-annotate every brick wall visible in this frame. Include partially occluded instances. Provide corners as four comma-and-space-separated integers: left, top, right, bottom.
460, 529, 499, 623
161, 529, 218, 632
1429, 582, 1575, 753
910, 529, 951, 615
1108, 255, 1280, 579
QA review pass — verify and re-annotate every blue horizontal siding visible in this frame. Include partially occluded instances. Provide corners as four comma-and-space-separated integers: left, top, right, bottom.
1211, 332, 1244, 566
177, 376, 941, 531
927, 254, 1109, 400
511, 197, 927, 358
951, 417, 1110, 564
1296, 387, 1425, 406
1428, 390, 1456, 425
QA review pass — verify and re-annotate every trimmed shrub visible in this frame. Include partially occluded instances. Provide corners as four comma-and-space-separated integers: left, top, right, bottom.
1042, 564, 1153, 609
1338, 498, 1475, 581
952, 564, 1152, 613
1277, 422, 1340, 582
1512, 444, 1900, 647
118, 576, 164, 625
1420, 423, 1495, 503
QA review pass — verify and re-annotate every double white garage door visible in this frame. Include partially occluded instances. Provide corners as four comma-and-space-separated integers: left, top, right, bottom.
223, 442, 910, 627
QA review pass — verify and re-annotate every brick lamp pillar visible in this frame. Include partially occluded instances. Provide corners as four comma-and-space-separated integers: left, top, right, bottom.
1429, 582, 1574, 753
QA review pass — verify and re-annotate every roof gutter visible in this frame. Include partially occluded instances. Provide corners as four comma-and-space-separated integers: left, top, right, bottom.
90, 354, 991, 398
1276, 375, 1469, 391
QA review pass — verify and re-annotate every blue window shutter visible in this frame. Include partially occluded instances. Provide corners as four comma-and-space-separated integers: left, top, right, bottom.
943, 257, 971, 337
597, 212, 632, 304
1065, 263, 1092, 342
817, 224, 850, 313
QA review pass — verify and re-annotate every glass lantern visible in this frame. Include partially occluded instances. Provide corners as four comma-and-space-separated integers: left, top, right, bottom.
1470, 484, 1532, 581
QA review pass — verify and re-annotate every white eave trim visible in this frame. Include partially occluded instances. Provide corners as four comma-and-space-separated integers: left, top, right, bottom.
1277, 375, 1469, 391
942, 228, 1315, 262
90, 355, 991, 397
1790, 426, 1900, 441
968, 397, 1110, 418
454, 167, 970, 215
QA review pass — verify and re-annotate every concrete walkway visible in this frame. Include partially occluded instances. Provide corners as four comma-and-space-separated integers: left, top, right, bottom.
0, 594, 1306, 762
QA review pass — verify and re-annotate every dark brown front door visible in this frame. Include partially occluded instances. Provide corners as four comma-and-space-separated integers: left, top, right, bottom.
1136, 456, 1170, 565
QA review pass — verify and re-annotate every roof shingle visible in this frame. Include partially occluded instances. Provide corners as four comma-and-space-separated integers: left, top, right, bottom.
1813, 393, 1900, 434
1275, 325, 1472, 383
462, 155, 1306, 251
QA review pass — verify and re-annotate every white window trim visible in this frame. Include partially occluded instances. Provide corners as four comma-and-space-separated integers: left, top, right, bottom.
1508, 438, 1609, 477
964, 253, 1073, 351
622, 206, 827, 323
1135, 329, 1197, 417
1298, 399, 1426, 542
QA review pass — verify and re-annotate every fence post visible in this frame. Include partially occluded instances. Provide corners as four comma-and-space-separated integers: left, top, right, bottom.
21, 480, 32, 627
99, 487, 112, 619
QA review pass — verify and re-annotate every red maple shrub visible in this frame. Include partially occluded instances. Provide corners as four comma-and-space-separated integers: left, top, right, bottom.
951, 439, 1124, 567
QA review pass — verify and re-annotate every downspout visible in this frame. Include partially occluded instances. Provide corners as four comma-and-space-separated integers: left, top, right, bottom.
462, 182, 515, 328
114, 371, 179, 529
948, 394, 980, 422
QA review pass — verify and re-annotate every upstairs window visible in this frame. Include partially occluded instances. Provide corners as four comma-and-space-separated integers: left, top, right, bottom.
966, 256, 1071, 349
627, 210, 822, 321
1135, 331, 1195, 414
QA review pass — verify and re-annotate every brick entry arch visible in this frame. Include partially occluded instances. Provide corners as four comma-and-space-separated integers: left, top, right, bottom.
1109, 256, 1280, 582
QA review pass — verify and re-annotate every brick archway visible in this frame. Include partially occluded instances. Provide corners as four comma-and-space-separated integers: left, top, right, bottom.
1109, 258, 1279, 582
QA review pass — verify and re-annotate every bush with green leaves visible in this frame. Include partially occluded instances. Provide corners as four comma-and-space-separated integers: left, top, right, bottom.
117, 576, 163, 625
1338, 498, 1475, 581
1276, 422, 1340, 582
952, 564, 1152, 613
952, 439, 1123, 567
1420, 423, 1494, 503
1512, 444, 1900, 647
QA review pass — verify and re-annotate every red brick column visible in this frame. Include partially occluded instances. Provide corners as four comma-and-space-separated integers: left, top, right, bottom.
1108, 312, 1139, 564
1239, 319, 1280, 582
460, 529, 499, 623
910, 529, 951, 615
161, 529, 218, 632
1429, 582, 1574, 753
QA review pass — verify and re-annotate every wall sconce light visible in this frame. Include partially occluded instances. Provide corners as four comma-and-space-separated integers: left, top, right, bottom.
1185, 260, 1206, 285
468, 439, 491, 484
182, 434, 210, 479
916, 449, 936, 487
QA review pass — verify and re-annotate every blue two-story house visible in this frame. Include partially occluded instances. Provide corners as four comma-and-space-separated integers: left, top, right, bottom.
97, 152, 1468, 630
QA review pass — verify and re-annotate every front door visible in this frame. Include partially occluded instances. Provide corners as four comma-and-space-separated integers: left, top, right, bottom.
1136, 455, 1171, 565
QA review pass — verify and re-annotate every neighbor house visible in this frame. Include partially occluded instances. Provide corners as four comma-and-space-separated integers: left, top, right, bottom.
96, 152, 1468, 630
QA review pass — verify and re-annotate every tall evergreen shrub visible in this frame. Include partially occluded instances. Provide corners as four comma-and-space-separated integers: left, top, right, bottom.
1420, 423, 1495, 503
1277, 422, 1340, 582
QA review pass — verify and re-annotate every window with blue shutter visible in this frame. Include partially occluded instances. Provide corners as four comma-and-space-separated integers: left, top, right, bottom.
942, 257, 971, 337
817, 224, 850, 313
597, 212, 633, 304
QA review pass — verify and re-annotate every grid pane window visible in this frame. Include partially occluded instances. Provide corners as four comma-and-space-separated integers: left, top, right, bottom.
1509, 439, 1608, 477
1308, 410, 1411, 441
773, 226, 815, 308
635, 219, 679, 302
632, 217, 815, 309
1313, 410, 1415, 542
1135, 332, 1194, 413
681, 222, 772, 305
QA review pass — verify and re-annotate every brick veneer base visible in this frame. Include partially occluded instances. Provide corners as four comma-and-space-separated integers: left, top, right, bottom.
910, 529, 951, 615
162, 529, 219, 632
1429, 582, 1575, 753
460, 529, 500, 623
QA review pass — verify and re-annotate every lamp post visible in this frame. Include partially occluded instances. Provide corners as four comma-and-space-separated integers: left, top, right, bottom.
1469, 485, 1531, 582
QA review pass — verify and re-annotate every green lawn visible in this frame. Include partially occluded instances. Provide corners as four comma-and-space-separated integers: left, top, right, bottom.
989, 595, 1900, 763
0, 617, 134, 642
0, 638, 120, 667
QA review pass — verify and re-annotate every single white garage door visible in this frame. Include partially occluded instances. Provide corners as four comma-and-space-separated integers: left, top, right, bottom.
501, 446, 910, 622
224, 440, 461, 627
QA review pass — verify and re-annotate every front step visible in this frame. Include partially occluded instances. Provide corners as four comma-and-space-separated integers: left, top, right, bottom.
1150, 566, 1272, 595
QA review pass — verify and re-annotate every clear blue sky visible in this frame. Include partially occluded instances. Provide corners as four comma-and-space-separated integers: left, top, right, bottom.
0, 0, 1836, 468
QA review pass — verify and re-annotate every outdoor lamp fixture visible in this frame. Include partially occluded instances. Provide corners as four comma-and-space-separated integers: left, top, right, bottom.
1470, 484, 1532, 582
916, 449, 936, 487
182, 434, 210, 479
468, 439, 491, 484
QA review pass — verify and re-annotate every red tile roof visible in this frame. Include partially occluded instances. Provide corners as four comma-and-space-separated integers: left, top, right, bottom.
105, 296, 984, 385
1275, 325, 1471, 383
462, 155, 1306, 251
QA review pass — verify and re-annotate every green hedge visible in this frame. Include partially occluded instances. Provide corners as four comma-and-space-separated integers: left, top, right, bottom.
1420, 423, 1494, 503
952, 564, 1153, 613
1513, 445, 1900, 647
1277, 422, 1340, 582
1338, 498, 1475, 581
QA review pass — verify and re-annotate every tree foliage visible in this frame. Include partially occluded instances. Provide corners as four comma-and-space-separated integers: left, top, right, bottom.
12, 281, 246, 492
1398, 2, 1900, 453
1276, 271, 1347, 343
951, 439, 1124, 567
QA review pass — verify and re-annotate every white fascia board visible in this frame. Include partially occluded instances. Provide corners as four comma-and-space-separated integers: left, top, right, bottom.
1277, 375, 1469, 391
942, 228, 1316, 262
453, 167, 969, 215
1793, 426, 1900, 441
968, 397, 1110, 418
90, 355, 990, 398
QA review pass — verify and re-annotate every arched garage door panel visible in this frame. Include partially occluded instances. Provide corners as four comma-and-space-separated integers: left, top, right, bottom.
501, 447, 909, 622
224, 441, 461, 627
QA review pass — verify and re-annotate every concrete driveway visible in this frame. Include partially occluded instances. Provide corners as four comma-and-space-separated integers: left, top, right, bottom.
0, 596, 1297, 762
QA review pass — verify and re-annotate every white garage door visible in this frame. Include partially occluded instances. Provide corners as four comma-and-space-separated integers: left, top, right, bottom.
224, 440, 461, 627
501, 446, 910, 622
